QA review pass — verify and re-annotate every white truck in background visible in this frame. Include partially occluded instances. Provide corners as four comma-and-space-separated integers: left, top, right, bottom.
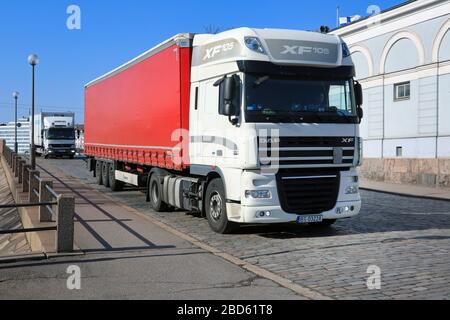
34, 112, 77, 159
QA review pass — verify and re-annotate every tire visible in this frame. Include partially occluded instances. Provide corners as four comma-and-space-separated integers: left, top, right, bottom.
102, 162, 110, 188
205, 178, 238, 234
148, 174, 169, 212
108, 163, 124, 192
95, 161, 103, 185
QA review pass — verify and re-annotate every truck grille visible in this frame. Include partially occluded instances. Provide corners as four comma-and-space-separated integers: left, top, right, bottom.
276, 169, 341, 215
259, 137, 355, 169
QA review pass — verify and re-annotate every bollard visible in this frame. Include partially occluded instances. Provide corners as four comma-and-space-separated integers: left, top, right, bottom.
18, 160, 26, 184
0, 140, 5, 155
14, 156, 21, 178
12, 154, 17, 172
28, 170, 40, 203
22, 165, 31, 193
56, 195, 75, 253
39, 180, 54, 222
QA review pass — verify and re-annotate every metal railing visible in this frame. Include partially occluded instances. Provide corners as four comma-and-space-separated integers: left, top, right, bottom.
0, 140, 75, 253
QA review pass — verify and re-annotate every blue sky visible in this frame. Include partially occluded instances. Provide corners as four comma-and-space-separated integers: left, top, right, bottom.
0, 0, 403, 124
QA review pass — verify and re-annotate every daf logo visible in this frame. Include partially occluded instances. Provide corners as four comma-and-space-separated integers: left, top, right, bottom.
281, 45, 330, 55
203, 42, 235, 60
260, 138, 280, 144
342, 138, 355, 144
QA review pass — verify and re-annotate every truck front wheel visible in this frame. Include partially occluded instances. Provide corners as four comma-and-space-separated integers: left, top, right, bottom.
149, 174, 169, 212
205, 178, 238, 234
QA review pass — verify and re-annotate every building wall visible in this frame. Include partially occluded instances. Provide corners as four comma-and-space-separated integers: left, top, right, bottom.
0, 119, 31, 155
332, 0, 450, 187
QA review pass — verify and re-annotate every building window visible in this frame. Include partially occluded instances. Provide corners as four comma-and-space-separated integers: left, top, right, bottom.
394, 82, 410, 101
396, 147, 403, 157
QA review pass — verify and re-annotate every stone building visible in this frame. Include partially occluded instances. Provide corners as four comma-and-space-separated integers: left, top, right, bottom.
331, 0, 450, 188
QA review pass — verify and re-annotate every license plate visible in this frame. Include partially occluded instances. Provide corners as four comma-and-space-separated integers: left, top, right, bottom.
297, 215, 323, 224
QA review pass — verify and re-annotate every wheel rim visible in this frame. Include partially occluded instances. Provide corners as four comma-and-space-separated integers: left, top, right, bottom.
209, 192, 223, 222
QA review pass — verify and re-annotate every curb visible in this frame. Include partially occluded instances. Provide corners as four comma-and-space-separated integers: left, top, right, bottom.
360, 187, 450, 202
0, 253, 47, 264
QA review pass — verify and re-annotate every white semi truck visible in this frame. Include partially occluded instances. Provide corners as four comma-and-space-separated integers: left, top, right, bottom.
34, 112, 77, 159
85, 28, 364, 234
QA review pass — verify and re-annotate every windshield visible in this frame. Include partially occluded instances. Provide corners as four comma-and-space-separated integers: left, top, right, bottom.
46, 128, 75, 140
245, 74, 357, 123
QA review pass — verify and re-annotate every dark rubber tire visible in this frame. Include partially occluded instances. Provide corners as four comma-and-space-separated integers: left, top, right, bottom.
108, 163, 124, 192
95, 161, 103, 186
205, 178, 238, 234
102, 162, 110, 188
149, 174, 169, 212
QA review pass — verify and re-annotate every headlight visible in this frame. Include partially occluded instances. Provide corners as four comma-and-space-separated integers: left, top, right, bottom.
245, 190, 272, 199
244, 37, 266, 54
354, 137, 363, 167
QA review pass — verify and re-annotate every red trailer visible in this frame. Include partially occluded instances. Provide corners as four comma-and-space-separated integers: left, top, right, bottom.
84, 35, 193, 171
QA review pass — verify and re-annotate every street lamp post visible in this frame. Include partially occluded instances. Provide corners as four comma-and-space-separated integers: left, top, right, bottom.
28, 54, 39, 170
12, 91, 20, 153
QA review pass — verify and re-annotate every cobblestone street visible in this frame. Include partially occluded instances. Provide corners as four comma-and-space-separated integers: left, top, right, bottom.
40, 159, 450, 300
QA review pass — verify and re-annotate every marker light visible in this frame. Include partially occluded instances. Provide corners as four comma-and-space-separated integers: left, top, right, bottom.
342, 42, 351, 58
245, 37, 266, 54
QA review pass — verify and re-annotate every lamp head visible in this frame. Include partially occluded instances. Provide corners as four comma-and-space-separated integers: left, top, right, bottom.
28, 54, 39, 66
12, 91, 20, 99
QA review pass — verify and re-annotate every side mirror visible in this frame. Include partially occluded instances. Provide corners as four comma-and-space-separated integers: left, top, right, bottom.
215, 75, 239, 118
355, 82, 363, 107
357, 107, 364, 120
223, 77, 235, 102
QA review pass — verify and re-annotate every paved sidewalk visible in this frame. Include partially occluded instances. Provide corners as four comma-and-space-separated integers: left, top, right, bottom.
0, 162, 30, 256
360, 178, 450, 201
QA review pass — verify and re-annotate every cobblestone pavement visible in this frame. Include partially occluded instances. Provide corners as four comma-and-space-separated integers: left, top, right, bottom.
0, 163, 30, 256
41, 158, 450, 300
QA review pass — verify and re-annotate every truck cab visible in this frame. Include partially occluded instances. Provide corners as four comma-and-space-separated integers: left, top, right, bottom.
188, 28, 363, 231
35, 113, 77, 159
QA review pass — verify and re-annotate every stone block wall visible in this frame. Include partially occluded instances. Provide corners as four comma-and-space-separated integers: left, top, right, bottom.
360, 158, 450, 188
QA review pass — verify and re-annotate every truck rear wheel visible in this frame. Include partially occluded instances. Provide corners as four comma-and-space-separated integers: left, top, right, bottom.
108, 164, 124, 192
102, 162, 110, 188
95, 161, 103, 185
149, 174, 169, 212
205, 178, 238, 234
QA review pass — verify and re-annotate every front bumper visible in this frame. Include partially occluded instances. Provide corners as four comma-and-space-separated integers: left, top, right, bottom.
47, 149, 76, 156
236, 200, 361, 224
227, 169, 362, 224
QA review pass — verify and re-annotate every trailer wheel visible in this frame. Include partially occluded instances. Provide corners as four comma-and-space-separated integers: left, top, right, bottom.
102, 162, 110, 188
149, 174, 169, 212
108, 164, 124, 192
205, 178, 238, 234
95, 161, 103, 185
